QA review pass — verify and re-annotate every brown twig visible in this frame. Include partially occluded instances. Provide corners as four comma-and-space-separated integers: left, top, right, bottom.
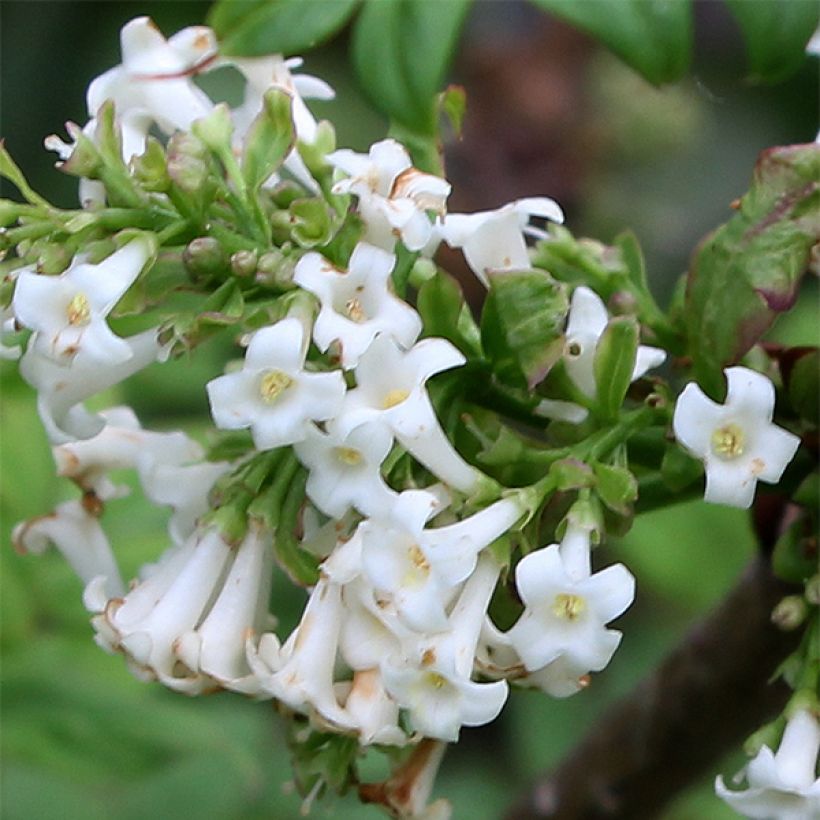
505, 554, 800, 819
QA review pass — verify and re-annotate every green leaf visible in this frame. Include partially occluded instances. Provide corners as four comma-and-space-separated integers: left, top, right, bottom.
725, 0, 820, 84
685, 144, 820, 399
209, 0, 360, 56
352, 0, 471, 134
417, 268, 481, 357
787, 349, 819, 424
529, 0, 693, 85
480, 269, 569, 388
593, 316, 639, 420
241, 88, 295, 192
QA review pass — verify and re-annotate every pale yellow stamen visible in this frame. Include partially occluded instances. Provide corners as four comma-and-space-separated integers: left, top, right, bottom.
334, 446, 363, 466
711, 423, 745, 460
259, 369, 293, 403
344, 297, 367, 323
383, 388, 409, 409
552, 593, 586, 620
408, 544, 430, 575
426, 672, 447, 690
67, 293, 91, 326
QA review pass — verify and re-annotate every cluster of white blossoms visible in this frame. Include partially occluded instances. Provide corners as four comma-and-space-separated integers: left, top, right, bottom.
5, 13, 808, 819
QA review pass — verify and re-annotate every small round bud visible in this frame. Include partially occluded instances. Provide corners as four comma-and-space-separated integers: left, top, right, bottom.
230, 250, 258, 278
255, 249, 295, 290
805, 574, 820, 606
608, 290, 639, 316
771, 595, 808, 631
183, 237, 227, 281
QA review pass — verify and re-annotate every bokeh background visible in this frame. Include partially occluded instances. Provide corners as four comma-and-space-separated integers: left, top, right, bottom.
1, 2, 817, 818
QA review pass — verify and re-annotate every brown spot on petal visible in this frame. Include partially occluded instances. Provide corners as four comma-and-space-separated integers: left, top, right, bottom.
751, 457, 766, 476
421, 648, 436, 667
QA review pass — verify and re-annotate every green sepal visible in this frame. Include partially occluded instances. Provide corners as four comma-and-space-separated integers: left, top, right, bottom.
199, 279, 245, 325
286, 720, 359, 800
593, 461, 638, 515
592, 315, 639, 420
481, 269, 568, 389
685, 144, 820, 399
59, 130, 104, 180
417, 268, 481, 357
439, 84, 467, 138
285, 197, 337, 248
204, 431, 255, 463
241, 88, 295, 193
131, 137, 170, 192
550, 458, 595, 492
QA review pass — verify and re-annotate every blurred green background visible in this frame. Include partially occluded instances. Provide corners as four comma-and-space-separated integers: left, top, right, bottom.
1, 2, 817, 818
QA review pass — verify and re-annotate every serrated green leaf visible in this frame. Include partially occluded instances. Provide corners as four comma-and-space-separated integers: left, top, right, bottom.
480, 269, 569, 388
530, 0, 693, 85
685, 144, 820, 399
725, 0, 820, 84
241, 88, 295, 192
209, 0, 360, 56
352, 0, 471, 134
593, 316, 639, 419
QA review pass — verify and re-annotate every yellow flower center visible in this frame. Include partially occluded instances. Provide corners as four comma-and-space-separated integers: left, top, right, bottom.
334, 446, 363, 466
711, 423, 745, 460
426, 672, 447, 690
382, 388, 409, 409
67, 293, 91, 326
259, 369, 293, 403
408, 544, 430, 574
552, 593, 586, 621
344, 297, 367, 323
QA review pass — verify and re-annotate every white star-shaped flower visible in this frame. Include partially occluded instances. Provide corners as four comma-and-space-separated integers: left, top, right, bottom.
12, 237, 154, 365
563, 286, 666, 398
206, 318, 346, 450
294, 420, 396, 518
506, 543, 635, 674
337, 333, 479, 492
716, 708, 820, 819
436, 197, 564, 286
294, 243, 422, 368
328, 138, 450, 251
673, 366, 801, 508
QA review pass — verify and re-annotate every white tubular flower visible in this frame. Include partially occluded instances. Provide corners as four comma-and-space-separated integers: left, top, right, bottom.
342, 668, 407, 746
563, 286, 666, 398
85, 16, 215, 161
381, 555, 509, 742
293, 243, 422, 369
437, 197, 564, 287
673, 366, 801, 509
328, 138, 450, 251
206, 318, 346, 450
267, 578, 355, 731
339, 333, 479, 493
506, 543, 635, 674
173, 522, 275, 695
12, 500, 124, 600
361, 491, 523, 633
294, 421, 396, 518
716, 708, 820, 819
12, 238, 153, 365
103, 530, 233, 684
20, 326, 163, 445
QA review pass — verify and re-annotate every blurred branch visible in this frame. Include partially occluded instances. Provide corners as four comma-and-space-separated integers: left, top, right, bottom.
504, 551, 800, 819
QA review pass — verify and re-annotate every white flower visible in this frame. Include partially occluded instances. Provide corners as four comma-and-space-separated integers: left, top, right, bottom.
360, 491, 523, 633
328, 138, 450, 251
716, 708, 820, 819
294, 420, 396, 518
85, 16, 216, 161
12, 237, 154, 365
563, 286, 666, 398
381, 555, 509, 741
20, 326, 163, 444
437, 197, 564, 287
13, 499, 124, 600
293, 243, 422, 368
673, 366, 801, 508
206, 318, 346, 450
338, 333, 479, 492
506, 542, 635, 674
341, 668, 407, 746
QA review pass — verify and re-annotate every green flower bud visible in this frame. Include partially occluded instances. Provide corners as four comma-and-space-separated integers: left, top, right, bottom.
60, 125, 103, 178
230, 249, 258, 278
183, 237, 227, 281
167, 132, 209, 194
36, 242, 72, 275
805, 574, 820, 606
255, 249, 295, 290
771, 595, 808, 631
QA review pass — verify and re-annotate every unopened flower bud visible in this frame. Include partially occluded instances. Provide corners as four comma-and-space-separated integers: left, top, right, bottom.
408, 257, 437, 288
255, 249, 295, 289
167, 132, 209, 194
608, 290, 638, 316
771, 595, 808, 631
184, 237, 227, 281
805, 574, 820, 606
59, 128, 103, 178
230, 250, 257, 278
